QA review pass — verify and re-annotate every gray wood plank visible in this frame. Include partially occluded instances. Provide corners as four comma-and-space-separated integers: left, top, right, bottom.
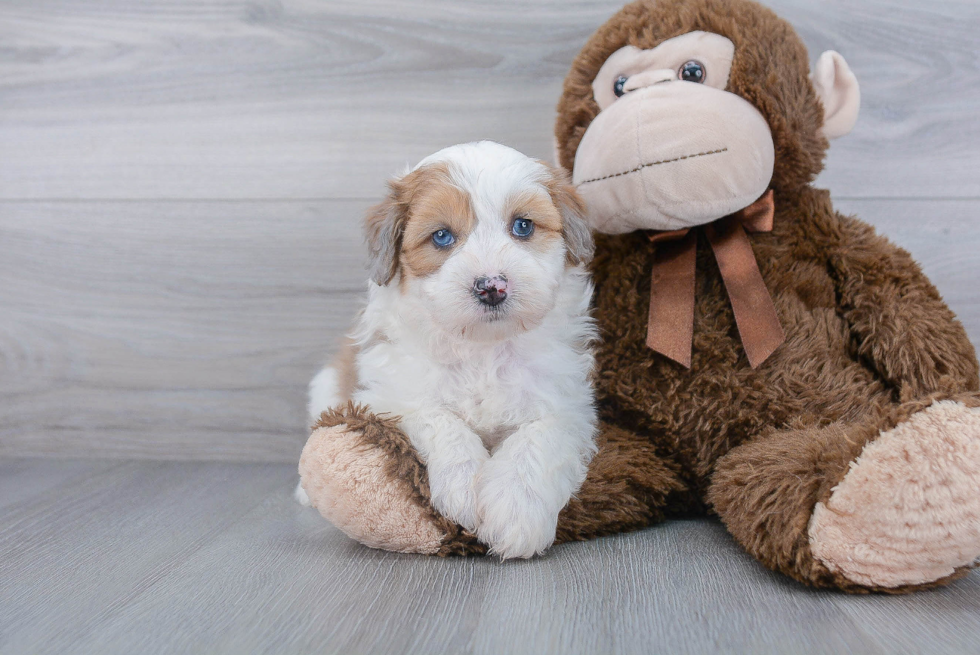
2, 198, 978, 461
0, 200, 370, 462
1, 0, 977, 200
0, 459, 297, 654
0, 458, 120, 510
1, 459, 978, 655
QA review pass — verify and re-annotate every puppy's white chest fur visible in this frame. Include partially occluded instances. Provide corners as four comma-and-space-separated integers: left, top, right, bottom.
368, 341, 544, 450
351, 273, 595, 452
416, 348, 525, 448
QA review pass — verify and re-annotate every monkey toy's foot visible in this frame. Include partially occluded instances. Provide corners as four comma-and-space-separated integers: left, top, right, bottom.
298, 404, 484, 556
809, 400, 980, 588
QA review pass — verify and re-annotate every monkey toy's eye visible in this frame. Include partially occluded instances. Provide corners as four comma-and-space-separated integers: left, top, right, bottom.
431, 229, 455, 248
613, 75, 629, 97
679, 60, 706, 83
511, 216, 534, 238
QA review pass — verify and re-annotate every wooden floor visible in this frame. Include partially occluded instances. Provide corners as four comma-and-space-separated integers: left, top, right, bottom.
2, 0, 980, 653
3, 458, 980, 655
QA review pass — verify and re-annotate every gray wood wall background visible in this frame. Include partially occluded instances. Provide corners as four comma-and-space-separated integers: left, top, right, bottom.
2, 0, 979, 463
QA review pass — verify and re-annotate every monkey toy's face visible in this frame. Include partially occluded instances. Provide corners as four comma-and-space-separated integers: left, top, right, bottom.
573, 31, 773, 233
561, 7, 861, 236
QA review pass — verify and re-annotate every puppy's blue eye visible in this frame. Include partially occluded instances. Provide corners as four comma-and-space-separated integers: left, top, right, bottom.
511, 217, 534, 238
431, 229, 455, 248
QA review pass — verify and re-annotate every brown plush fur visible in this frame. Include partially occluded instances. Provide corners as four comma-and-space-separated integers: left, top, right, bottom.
555, 421, 697, 543
553, 0, 980, 592
302, 0, 979, 593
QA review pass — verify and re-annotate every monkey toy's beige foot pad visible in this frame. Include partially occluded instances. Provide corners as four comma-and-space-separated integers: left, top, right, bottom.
299, 424, 448, 555
809, 401, 980, 588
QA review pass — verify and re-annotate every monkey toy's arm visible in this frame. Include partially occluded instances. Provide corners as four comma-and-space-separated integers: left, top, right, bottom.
826, 211, 979, 398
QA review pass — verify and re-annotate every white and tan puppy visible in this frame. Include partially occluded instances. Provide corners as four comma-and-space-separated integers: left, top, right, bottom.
301, 141, 598, 559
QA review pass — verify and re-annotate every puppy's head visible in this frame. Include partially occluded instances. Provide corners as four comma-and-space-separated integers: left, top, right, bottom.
366, 141, 593, 342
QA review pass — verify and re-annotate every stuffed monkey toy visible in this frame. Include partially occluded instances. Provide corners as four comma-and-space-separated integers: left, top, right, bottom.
300, 0, 980, 593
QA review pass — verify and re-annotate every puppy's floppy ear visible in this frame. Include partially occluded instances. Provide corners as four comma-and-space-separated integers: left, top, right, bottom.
364, 177, 410, 286
542, 163, 594, 265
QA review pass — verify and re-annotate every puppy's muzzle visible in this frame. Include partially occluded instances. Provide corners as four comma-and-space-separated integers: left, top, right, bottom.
473, 275, 508, 307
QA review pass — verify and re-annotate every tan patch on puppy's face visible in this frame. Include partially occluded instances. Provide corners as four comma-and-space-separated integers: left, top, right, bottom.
505, 191, 565, 256
398, 166, 477, 282
379, 143, 591, 341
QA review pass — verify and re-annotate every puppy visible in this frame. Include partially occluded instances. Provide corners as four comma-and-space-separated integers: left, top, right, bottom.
301, 141, 598, 559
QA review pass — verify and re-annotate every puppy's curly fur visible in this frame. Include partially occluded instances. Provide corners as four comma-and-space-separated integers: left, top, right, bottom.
303, 142, 601, 559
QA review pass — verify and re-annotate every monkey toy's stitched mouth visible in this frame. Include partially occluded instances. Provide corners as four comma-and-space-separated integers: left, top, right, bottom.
578, 147, 728, 185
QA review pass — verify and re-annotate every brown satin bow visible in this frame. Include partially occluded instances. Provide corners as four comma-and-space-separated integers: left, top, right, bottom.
646, 189, 784, 369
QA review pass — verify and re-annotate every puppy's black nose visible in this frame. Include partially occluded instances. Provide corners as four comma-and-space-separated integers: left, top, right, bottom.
473, 275, 508, 307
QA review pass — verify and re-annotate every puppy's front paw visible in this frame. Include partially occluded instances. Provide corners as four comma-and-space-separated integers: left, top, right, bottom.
428, 457, 485, 533
475, 461, 558, 559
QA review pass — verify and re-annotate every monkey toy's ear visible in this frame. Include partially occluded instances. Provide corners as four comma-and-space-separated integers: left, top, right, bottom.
811, 51, 861, 140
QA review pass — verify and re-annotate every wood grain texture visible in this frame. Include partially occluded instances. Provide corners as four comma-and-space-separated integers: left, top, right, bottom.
1, 459, 978, 655
0, 200, 372, 461
2, 2, 979, 650
2, 198, 978, 461
1, 0, 978, 200
0, 460, 296, 654
0, 458, 119, 510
